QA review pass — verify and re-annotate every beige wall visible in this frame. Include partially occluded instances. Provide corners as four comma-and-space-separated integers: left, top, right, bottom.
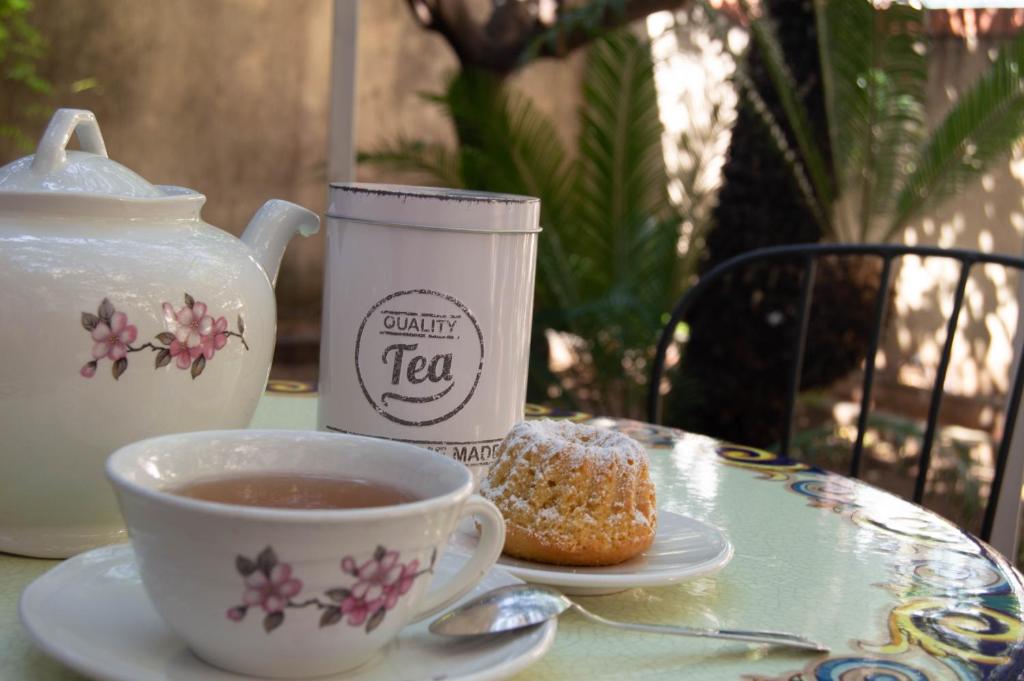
0, 0, 332, 322
886, 37, 1024, 414
0, 0, 584, 342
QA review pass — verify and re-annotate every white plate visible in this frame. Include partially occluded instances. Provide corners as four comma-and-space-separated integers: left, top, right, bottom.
451, 509, 733, 595
19, 544, 556, 681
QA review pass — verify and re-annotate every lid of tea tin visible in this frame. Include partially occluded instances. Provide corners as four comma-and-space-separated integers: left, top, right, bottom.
327, 183, 541, 233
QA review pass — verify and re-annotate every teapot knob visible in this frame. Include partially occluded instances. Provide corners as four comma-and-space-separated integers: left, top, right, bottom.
30, 109, 108, 174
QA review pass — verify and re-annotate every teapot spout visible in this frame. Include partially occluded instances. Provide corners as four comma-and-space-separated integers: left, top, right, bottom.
240, 200, 320, 287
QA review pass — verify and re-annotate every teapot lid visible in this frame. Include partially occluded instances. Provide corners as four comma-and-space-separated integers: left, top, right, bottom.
0, 109, 203, 217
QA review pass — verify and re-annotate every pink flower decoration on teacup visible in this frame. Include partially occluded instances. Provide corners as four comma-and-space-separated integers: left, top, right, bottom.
91, 311, 138, 361
243, 563, 303, 614
384, 559, 420, 609
339, 551, 400, 625
226, 545, 434, 634
339, 592, 377, 626
228, 547, 303, 632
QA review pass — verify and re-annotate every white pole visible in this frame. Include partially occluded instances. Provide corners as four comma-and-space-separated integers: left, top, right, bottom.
327, 0, 359, 185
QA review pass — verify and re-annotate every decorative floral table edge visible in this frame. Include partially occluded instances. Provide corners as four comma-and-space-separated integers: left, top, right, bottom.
261, 381, 1024, 680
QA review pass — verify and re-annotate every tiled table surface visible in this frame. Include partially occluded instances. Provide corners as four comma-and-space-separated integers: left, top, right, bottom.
3, 389, 1023, 680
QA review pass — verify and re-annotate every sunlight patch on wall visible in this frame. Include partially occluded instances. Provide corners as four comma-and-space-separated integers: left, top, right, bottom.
647, 8, 740, 242
892, 220, 1019, 397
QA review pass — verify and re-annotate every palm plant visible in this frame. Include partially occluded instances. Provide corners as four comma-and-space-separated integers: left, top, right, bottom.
361, 32, 682, 416
745, 0, 1024, 243
671, 0, 1024, 448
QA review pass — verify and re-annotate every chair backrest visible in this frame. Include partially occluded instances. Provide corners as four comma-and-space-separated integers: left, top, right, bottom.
647, 243, 1024, 547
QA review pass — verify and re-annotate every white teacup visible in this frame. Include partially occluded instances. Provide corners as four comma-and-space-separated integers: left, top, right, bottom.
105, 429, 505, 678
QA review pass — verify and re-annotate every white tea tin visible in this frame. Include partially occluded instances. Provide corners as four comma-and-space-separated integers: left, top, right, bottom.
318, 184, 540, 480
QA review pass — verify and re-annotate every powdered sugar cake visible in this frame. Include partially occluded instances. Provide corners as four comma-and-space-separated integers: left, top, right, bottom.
480, 420, 656, 566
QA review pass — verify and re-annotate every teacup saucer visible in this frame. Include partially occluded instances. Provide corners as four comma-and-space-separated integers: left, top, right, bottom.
20, 543, 556, 681
451, 509, 733, 595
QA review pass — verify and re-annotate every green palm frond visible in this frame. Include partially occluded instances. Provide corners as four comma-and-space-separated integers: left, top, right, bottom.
733, 67, 826, 232
572, 32, 680, 345
821, 0, 926, 240
356, 31, 681, 412
888, 31, 1024, 239
356, 138, 463, 188
741, 0, 833, 231
442, 70, 574, 199
440, 69, 581, 317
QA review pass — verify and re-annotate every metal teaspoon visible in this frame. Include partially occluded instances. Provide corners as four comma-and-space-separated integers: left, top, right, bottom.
429, 583, 829, 653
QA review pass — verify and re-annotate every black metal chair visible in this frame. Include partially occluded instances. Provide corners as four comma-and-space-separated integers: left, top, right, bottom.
647, 243, 1024, 555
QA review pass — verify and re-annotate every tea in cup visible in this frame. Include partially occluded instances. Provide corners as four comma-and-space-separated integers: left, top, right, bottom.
106, 429, 505, 678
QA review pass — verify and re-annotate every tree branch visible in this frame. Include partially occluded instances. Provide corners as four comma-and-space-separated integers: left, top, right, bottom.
405, 0, 691, 76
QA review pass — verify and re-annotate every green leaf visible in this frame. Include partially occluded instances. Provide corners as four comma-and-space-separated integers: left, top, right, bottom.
81, 312, 100, 331
263, 611, 284, 633
236, 555, 257, 576
820, 0, 926, 240
325, 588, 350, 603
256, 546, 277, 575
155, 332, 176, 345
568, 32, 681, 354
320, 607, 342, 628
98, 298, 114, 323
70, 77, 99, 93
184, 293, 195, 309
154, 348, 171, 369
365, 607, 385, 633
733, 68, 825, 234
741, 0, 833, 230
441, 68, 581, 317
888, 30, 1024, 238
190, 354, 206, 379
112, 357, 127, 380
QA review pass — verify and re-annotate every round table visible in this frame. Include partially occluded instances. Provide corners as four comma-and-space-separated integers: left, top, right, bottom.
3, 384, 1023, 680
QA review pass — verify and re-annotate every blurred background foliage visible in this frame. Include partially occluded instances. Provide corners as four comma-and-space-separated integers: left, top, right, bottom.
362, 31, 685, 416
747, 0, 1024, 244
0, 0, 51, 150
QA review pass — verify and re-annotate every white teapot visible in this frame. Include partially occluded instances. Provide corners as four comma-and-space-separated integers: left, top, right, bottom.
0, 109, 320, 557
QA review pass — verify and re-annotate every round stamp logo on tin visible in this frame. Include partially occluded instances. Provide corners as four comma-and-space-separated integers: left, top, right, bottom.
355, 289, 484, 427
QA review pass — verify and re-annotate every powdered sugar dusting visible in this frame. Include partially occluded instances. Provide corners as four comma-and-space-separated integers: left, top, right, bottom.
500, 419, 648, 469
